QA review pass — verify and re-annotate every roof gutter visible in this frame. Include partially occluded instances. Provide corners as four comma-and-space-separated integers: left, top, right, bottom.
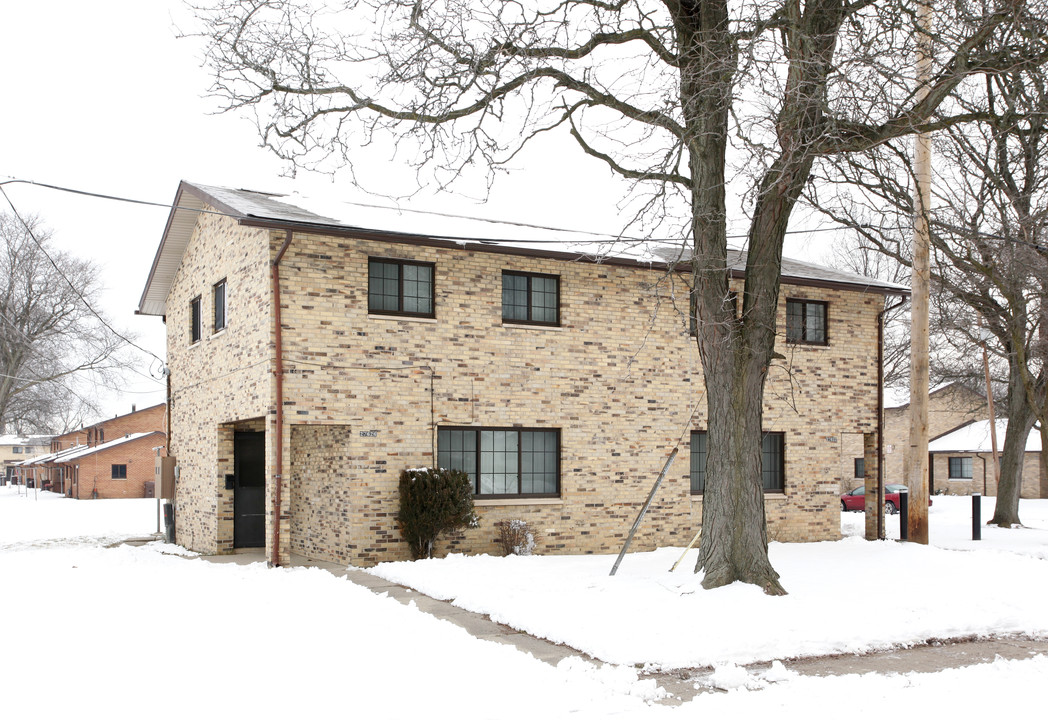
270, 231, 294, 568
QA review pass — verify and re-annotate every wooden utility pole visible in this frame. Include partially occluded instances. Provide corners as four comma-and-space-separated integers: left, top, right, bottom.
906, 0, 934, 544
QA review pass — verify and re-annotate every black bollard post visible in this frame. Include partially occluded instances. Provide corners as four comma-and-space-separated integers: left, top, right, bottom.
972, 493, 981, 541
899, 488, 909, 541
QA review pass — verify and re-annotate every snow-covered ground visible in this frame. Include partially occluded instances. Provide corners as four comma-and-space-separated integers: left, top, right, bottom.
369, 495, 1048, 668
2, 486, 1046, 718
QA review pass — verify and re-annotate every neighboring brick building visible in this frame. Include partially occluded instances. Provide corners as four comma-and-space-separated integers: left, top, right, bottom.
840, 383, 988, 493
51, 432, 167, 499
18, 404, 167, 497
138, 181, 907, 566
928, 420, 1046, 498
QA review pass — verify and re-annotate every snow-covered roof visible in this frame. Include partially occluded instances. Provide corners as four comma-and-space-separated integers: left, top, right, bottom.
928, 420, 1041, 454
18, 444, 88, 466
55, 432, 164, 463
139, 181, 910, 317
0, 434, 53, 446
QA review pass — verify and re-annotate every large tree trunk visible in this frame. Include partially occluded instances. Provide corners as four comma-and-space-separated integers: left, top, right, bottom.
677, 0, 841, 595
990, 363, 1035, 525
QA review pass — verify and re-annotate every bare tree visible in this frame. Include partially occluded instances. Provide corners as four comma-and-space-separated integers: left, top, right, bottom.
810, 65, 1048, 525
827, 241, 910, 389
195, 0, 1048, 592
0, 213, 130, 434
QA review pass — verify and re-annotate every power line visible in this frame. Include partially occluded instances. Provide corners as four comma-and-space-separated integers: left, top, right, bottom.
1, 175, 850, 245
0, 185, 165, 366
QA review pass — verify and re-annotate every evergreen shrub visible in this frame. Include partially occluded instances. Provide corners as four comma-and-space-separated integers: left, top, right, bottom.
397, 467, 478, 560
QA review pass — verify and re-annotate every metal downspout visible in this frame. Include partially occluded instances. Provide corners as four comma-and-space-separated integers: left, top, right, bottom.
878, 297, 906, 540
270, 231, 295, 567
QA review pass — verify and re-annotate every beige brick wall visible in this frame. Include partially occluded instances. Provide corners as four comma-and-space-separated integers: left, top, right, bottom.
165, 214, 886, 565
932, 451, 1045, 498
883, 385, 986, 486
166, 209, 273, 555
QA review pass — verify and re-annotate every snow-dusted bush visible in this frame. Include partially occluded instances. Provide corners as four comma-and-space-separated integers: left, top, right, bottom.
495, 519, 535, 556
397, 467, 478, 560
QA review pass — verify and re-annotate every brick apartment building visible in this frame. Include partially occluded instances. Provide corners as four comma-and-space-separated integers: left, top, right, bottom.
17, 404, 167, 498
138, 182, 907, 566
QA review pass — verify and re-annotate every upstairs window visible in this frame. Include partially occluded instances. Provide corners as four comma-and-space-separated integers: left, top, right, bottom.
213, 279, 227, 332
502, 271, 559, 326
111, 464, 127, 479
190, 296, 202, 344
690, 290, 738, 336
368, 259, 435, 318
786, 299, 827, 345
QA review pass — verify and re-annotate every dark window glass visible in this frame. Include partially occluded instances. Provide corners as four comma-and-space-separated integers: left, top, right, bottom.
213, 279, 227, 332
854, 457, 865, 478
761, 432, 785, 491
690, 431, 707, 494
691, 430, 783, 493
438, 427, 559, 498
948, 456, 973, 479
111, 464, 127, 479
190, 296, 202, 343
502, 272, 560, 325
368, 259, 435, 317
786, 300, 827, 345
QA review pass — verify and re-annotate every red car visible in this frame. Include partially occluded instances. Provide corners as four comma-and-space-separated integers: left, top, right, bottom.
840, 484, 931, 515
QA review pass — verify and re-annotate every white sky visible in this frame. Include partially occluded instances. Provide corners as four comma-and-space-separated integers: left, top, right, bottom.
0, 1, 839, 424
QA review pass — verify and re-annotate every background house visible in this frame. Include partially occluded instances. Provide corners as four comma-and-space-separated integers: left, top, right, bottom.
0, 435, 52, 485
17, 404, 167, 498
841, 382, 987, 493
139, 181, 907, 566
928, 419, 1046, 498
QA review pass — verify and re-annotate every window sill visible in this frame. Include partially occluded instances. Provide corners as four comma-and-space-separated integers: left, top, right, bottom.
691, 492, 787, 501
475, 497, 563, 507
367, 314, 438, 324
211, 328, 227, 339
501, 323, 564, 331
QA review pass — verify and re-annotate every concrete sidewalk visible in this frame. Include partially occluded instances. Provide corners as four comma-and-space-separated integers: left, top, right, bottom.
200, 548, 1048, 704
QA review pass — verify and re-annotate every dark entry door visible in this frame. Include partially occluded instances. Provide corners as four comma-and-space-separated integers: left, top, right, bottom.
234, 431, 266, 548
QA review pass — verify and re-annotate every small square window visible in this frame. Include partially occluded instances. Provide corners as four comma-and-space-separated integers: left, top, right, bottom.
786, 299, 828, 345
190, 296, 202, 344
948, 456, 973, 479
111, 464, 127, 479
502, 271, 560, 326
368, 259, 435, 317
213, 279, 227, 332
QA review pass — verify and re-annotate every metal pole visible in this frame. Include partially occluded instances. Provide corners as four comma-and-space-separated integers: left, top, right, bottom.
610, 448, 678, 576
972, 493, 981, 541
981, 339, 1001, 494
899, 488, 909, 541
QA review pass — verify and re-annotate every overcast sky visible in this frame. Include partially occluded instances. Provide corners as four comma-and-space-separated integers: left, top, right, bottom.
0, 1, 838, 426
